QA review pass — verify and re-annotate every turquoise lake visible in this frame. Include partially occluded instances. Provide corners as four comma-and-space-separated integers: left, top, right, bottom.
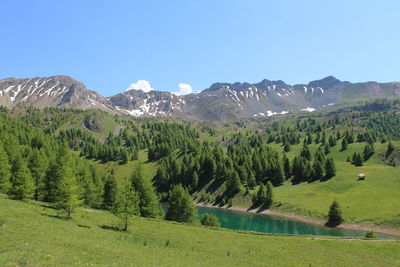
163, 205, 394, 238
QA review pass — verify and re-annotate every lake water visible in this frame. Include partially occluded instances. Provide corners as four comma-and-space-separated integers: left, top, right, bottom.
163, 205, 394, 238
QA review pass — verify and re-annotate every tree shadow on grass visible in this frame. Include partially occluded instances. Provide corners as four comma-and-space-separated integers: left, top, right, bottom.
99, 225, 124, 232
290, 178, 303, 185
205, 179, 224, 194
319, 175, 334, 182
40, 213, 70, 221
38, 204, 58, 210
254, 204, 272, 213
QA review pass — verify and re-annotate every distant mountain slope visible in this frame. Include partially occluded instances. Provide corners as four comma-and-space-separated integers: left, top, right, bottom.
1, 75, 399, 120
0, 76, 116, 113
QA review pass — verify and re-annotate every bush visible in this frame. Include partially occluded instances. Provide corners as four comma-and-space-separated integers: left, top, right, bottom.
201, 213, 220, 227
365, 231, 376, 238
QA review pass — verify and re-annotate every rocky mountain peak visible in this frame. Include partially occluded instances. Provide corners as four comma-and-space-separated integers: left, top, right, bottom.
308, 76, 342, 89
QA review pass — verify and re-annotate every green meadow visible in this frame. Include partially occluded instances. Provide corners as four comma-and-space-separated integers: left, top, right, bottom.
268, 141, 400, 226
1, 195, 399, 266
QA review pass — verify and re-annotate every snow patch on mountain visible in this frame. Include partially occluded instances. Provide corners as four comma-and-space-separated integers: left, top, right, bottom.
301, 107, 316, 112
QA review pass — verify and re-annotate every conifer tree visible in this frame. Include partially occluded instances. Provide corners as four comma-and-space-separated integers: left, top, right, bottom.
255, 184, 267, 205
311, 160, 325, 181
352, 152, 364, 166
314, 147, 326, 163
265, 181, 273, 208
328, 135, 336, 147
103, 173, 118, 210
112, 177, 140, 231
202, 156, 216, 181
153, 164, 169, 192
28, 149, 47, 201
327, 200, 344, 226
321, 132, 326, 145
166, 184, 197, 223
341, 138, 348, 151
226, 172, 241, 196
386, 141, 395, 157
324, 143, 330, 155
325, 158, 336, 178
191, 171, 199, 191
54, 156, 81, 218
363, 143, 374, 161
247, 172, 256, 188
307, 132, 313, 144
305, 161, 312, 180
283, 155, 291, 179
346, 132, 354, 144
9, 155, 35, 200
0, 141, 12, 193
131, 164, 162, 218
300, 143, 311, 161
121, 149, 129, 164
284, 143, 291, 152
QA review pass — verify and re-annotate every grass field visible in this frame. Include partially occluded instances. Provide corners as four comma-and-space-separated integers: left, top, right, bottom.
269, 141, 400, 227
87, 150, 158, 181
1, 195, 400, 266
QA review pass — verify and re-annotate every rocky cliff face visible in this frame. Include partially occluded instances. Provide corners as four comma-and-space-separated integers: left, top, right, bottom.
1, 75, 399, 120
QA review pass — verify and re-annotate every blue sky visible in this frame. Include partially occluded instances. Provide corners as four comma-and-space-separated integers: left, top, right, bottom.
1, 0, 399, 96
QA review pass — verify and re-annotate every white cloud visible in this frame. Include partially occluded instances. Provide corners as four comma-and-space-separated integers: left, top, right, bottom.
173, 83, 193, 95
125, 80, 154, 93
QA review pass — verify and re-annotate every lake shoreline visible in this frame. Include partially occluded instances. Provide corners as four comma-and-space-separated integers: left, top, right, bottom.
195, 202, 400, 237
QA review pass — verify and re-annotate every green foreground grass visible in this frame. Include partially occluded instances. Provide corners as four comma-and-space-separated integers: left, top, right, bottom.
1, 195, 400, 266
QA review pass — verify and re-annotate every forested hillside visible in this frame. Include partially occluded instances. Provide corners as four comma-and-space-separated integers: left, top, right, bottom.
0, 99, 399, 227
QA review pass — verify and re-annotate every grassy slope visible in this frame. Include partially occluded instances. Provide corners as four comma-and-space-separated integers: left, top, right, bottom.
269, 141, 400, 226
1, 195, 399, 266
88, 150, 158, 181
57, 109, 119, 142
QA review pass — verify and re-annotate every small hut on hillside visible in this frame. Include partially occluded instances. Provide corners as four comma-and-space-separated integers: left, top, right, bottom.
358, 173, 366, 180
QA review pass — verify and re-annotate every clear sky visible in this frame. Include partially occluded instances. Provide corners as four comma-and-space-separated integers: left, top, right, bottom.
1, 0, 399, 96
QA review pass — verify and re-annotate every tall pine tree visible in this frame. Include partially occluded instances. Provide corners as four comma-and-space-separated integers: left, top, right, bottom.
166, 184, 197, 223
103, 173, 118, 210
53, 144, 81, 217
131, 164, 162, 218
0, 141, 12, 193
9, 155, 35, 201
112, 176, 140, 231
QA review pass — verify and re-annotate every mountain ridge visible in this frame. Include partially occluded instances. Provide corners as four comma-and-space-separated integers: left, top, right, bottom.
1, 75, 399, 120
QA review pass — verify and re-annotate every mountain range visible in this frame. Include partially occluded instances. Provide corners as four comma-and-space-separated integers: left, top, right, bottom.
1, 75, 399, 120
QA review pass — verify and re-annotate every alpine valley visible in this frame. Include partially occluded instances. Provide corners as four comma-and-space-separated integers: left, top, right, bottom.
1, 74, 400, 266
